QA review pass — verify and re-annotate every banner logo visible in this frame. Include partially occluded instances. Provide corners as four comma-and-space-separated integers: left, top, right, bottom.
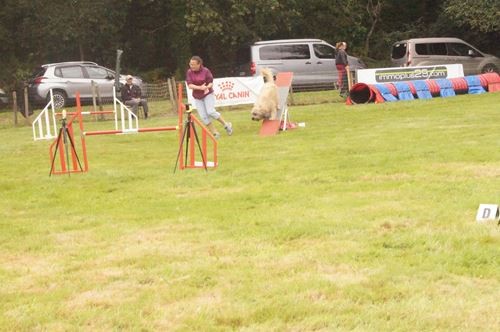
217, 81, 235, 91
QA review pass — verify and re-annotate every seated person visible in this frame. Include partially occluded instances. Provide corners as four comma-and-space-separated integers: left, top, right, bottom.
121, 75, 149, 118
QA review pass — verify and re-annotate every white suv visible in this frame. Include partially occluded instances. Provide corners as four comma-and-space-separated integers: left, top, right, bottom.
28, 61, 142, 108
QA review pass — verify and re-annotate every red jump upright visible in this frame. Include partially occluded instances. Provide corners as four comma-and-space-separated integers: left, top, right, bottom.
176, 83, 218, 170
49, 92, 89, 176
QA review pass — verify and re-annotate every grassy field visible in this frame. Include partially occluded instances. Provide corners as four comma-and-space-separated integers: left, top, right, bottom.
1, 92, 499, 331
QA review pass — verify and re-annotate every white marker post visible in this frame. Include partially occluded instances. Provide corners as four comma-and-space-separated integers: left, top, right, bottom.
475, 204, 500, 223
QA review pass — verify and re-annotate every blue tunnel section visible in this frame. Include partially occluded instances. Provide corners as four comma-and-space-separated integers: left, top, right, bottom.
347, 72, 500, 105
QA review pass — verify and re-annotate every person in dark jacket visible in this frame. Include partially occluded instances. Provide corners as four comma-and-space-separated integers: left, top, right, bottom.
121, 75, 149, 119
335, 42, 350, 98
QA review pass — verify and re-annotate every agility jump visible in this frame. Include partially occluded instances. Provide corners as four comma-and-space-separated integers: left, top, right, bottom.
33, 88, 140, 140
48, 97, 88, 176
47, 84, 217, 175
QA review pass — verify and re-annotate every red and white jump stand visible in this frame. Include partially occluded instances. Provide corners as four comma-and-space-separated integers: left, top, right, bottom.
47, 84, 217, 175
175, 83, 218, 170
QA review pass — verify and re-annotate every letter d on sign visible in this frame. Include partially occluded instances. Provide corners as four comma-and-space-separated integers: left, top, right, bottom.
475, 204, 499, 223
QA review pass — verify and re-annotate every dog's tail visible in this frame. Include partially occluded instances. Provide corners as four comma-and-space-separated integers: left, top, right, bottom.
260, 68, 274, 83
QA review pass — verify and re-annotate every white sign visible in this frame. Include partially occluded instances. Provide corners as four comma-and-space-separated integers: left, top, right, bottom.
186, 76, 264, 108
357, 64, 465, 84
475, 204, 499, 223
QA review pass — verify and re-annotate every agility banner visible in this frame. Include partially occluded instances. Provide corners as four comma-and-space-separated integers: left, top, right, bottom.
357, 64, 464, 84
186, 76, 264, 108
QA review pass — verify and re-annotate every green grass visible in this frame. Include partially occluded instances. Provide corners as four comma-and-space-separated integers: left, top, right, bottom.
1, 93, 500, 331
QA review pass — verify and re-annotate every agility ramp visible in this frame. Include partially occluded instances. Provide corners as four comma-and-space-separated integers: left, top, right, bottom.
260, 72, 294, 137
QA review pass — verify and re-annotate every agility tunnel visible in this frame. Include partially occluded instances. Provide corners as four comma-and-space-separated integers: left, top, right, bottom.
346, 72, 500, 105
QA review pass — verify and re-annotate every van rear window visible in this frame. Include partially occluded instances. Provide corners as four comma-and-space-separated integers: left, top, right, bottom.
392, 43, 407, 59
415, 44, 428, 55
416, 43, 447, 55
313, 44, 335, 59
447, 43, 470, 56
260, 46, 280, 60
260, 44, 310, 60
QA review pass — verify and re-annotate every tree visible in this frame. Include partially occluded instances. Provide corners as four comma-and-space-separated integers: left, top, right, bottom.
184, 0, 301, 74
38, 0, 127, 65
118, 0, 189, 78
0, 0, 498, 89
363, 0, 383, 56
444, 0, 500, 33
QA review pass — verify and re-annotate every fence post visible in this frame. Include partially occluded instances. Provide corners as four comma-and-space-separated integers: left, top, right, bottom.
23, 86, 32, 124
170, 77, 179, 114
96, 84, 104, 120
91, 80, 98, 120
167, 78, 175, 111
12, 91, 18, 126
288, 86, 295, 105
172, 77, 178, 101
347, 69, 353, 90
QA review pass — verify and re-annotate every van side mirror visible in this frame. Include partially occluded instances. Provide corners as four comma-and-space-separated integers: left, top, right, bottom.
468, 49, 475, 57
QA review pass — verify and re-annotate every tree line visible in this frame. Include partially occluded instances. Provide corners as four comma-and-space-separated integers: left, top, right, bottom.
0, 0, 498, 90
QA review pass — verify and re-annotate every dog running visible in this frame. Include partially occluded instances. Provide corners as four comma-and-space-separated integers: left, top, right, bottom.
251, 68, 279, 121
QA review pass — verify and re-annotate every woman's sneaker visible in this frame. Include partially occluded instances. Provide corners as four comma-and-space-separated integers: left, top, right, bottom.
224, 122, 233, 136
213, 132, 221, 140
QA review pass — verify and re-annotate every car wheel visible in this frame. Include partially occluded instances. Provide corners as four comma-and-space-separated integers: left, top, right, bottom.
49, 90, 67, 109
481, 64, 498, 73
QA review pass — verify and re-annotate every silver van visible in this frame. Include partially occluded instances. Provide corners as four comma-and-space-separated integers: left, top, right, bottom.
236, 39, 366, 88
391, 37, 500, 75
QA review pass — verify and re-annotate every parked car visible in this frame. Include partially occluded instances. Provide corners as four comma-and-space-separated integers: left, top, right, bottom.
234, 38, 366, 88
27, 61, 143, 108
391, 37, 500, 75
0, 88, 8, 107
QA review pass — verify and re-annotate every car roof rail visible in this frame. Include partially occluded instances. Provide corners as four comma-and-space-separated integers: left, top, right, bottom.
254, 38, 324, 45
42, 61, 98, 67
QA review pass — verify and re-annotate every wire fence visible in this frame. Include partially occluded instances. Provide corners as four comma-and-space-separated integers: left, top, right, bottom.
141, 78, 347, 101
142, 81, 174, 101
2, 76, 349, 127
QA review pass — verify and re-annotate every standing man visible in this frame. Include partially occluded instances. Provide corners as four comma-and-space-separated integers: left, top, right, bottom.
121, 75, 149, 119
335, 42, 350, 98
